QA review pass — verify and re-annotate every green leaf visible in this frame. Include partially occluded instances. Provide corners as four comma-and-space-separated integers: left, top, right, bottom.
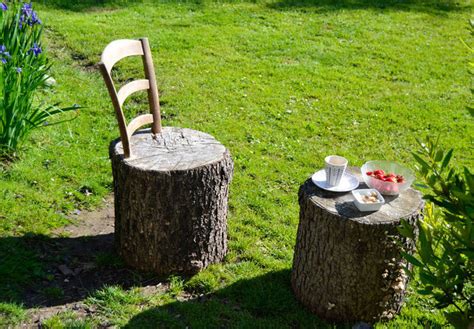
414, 182, 429, 189
419, 271, 436, 285
401, 251, 424, 267
464, 167, 474, 191
435, 149, 444, 162
417, 287, 434, 295
412, 152, 431, 175
398, 219, 414, 239
441, 149, 453, 171
435, 300, 451, 309
418, 229, 436, 266
427, 174, 437, 187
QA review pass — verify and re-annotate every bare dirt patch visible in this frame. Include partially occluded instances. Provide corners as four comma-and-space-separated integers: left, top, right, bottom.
59, 196, 115, 238
20, 196, 169, 327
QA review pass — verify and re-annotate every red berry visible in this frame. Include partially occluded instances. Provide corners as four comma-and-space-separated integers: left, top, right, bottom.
374, 169, 385, 176
366, 171, 373, 176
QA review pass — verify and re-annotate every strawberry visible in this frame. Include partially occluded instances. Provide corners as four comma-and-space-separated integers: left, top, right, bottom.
374, 169, 384, 176
370, 168, 405, 184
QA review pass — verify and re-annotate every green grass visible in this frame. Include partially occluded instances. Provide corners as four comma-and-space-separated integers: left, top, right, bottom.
42, 310, 94, 329
0, 302, 26, 326
85, 286, 146, 326
0, 0, 473, 327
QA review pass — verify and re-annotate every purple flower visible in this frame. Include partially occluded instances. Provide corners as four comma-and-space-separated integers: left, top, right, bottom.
29, 43, 42, 56
1, 2, 7, 11
16, 67, 22, 73
0, 45, 9, 64
30, 11, 41, 25
18, 3, 41, 28
21, 3, 33, 16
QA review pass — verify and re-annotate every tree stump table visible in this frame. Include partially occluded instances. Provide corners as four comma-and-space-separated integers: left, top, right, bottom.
291, 167, 423, 323
110, 127, 233, 275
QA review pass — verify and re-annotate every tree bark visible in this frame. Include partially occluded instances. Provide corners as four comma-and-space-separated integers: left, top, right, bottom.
291, 168, 423, 323
110, 127, 233, 275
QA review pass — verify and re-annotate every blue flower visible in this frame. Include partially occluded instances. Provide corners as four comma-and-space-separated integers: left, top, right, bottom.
0, 45, 10, 64
21, 3, 33, 16
30, 11, 41, 25
1, 2, 7, 11
18, 3, 41, 28
29, 43, 42, 56
16, 67, 22, 73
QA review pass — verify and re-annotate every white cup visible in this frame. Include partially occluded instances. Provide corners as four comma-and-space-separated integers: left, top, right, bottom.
325, 155, 348, 187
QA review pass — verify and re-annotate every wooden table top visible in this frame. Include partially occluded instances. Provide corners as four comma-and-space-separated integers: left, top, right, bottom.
299, 166, 424, 225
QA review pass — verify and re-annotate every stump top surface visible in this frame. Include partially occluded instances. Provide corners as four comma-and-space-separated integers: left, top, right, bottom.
301, 167, 424, 224
111, 127, 227, 171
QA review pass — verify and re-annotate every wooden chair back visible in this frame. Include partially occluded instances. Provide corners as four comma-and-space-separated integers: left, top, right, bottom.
99, 38, 162, 158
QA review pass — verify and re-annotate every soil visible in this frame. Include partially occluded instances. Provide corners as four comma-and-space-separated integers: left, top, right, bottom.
19, 196, 171, 328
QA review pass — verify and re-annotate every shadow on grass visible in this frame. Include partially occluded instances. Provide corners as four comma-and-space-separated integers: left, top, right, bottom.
37, 0, 143, 11
0, 233, 161, 307
0, 234, 334, 327
123, 269, 335, 329
37, 0, 202, 11
267, 0, 472, 15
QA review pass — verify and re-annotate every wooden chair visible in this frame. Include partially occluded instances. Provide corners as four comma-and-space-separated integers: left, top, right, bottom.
98, 38, 234, 275
99, 38, 162, 158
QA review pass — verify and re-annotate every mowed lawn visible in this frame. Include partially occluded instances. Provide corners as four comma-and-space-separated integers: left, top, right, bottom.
0, 0, 472, 327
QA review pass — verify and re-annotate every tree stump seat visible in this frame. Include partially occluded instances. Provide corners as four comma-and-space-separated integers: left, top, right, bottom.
291, 167, 423, 323
110, 127, 233, 275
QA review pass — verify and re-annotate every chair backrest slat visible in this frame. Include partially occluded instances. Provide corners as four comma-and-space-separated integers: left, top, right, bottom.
101, 39, 144, 73
99, 38, 162, 158
127, 114, 154, 138
117, 79, 150, 107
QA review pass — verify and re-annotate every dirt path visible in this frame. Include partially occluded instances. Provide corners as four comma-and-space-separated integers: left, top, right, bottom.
21, 196, 169, 327
57, 196, 115, 238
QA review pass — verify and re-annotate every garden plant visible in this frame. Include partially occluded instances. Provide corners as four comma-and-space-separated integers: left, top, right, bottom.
0, 1, 77, 158
399, 137, 473, 328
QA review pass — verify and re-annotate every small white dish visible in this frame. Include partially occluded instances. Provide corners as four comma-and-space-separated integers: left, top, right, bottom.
352, 189, 385, 211
311, 169, 359, 192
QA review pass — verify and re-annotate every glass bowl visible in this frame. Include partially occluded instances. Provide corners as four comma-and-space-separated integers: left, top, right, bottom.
361, 160, 415, 195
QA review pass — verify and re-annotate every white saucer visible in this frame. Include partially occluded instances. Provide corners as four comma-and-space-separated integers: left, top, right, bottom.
311, 169, 359, 192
